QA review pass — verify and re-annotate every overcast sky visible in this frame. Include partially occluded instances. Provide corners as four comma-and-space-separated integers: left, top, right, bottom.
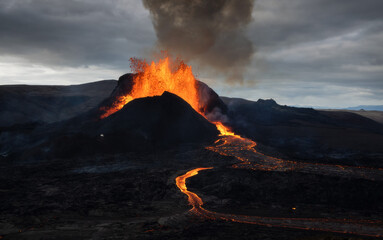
0, 0, 382, 108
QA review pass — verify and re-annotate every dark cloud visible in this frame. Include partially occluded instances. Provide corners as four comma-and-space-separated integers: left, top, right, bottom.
250, 0, 383, 48
244, 0, 383, 107
142, 0, 255, 83
0, 0, 381, 107
0, 0, 155, 68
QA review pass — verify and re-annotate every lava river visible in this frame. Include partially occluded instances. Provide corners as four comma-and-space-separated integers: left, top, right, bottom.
98, 56, 383, 237
175, 135, 383, 237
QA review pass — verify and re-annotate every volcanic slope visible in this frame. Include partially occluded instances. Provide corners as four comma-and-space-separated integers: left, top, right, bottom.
221, 97, 383, 167
15, 91, 219, 160
91, 91, 220, 151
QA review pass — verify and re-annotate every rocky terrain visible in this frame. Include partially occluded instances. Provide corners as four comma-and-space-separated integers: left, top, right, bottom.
1, 147, 378, 240
222, 97, 383, 168
0, 80, 116, 127
1, 75, 383, 239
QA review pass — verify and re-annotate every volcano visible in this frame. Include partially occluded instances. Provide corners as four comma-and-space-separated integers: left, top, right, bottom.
50, 91, 219, 157
99, 72, 227, 119
96, 57, 228, 125
12, 91, 220, 160
2, 56, 383, 240
97, 91, 219, 146
3, 57, 232, 160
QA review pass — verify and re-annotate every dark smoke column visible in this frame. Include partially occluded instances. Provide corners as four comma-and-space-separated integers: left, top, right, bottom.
142, 0, 255, 83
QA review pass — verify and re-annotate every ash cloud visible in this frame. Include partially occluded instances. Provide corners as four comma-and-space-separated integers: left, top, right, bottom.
142, 0, 255, 83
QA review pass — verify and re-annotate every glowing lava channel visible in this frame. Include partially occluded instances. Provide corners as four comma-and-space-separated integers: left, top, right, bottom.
176, 167, 383, 237
175, 167, 213, 211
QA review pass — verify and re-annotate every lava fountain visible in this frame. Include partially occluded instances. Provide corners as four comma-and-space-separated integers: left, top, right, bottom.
99, 56, 234, 135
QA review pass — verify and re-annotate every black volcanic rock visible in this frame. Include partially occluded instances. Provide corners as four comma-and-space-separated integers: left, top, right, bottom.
0, 80, 117, 127
32, 92, 219, 159
116, 73, 135, 95
94, 91, 219, 148
196, 80, 228, 115
221, 96, 383, 167
98, 73, 135, 109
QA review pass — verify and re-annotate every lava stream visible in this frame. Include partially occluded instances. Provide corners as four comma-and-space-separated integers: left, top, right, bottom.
209, 135, 383, 180
176, 167, 383, 237
175, 167, 213, 211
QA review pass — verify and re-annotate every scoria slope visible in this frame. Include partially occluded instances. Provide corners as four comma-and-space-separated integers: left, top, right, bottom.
6, 91, 219, 161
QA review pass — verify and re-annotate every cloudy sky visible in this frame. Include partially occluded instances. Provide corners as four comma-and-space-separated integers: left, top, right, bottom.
0, 0, 382, 108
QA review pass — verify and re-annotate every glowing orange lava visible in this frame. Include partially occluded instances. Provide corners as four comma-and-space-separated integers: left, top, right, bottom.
175, 167, 213, 210
213, 122, 237, 136
100, 57, 200, 119
100, 56, 234, 136
176, 163, 383, 237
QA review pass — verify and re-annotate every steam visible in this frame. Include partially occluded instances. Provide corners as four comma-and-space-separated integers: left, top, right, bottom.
142, 0, 255, 83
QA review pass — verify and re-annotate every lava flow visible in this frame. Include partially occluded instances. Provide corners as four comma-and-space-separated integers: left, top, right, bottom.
176, 154, 383, 237
99, 56, 383, 236
175, 167, 213, 211
209, 135, 383, 180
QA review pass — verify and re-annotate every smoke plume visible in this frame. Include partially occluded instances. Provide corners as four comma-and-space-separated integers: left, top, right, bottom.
142, 0, 255, 83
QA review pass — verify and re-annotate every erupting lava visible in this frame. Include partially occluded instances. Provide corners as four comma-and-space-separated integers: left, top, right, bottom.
100, 56, 234, 136
101, 57, 199, 119
214, 122, 236, 136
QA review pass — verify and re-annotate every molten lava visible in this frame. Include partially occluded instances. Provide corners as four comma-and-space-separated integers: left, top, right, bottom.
175, 167, 213, 210
213, 122, 237, 136
100, 57, 199, 118
100, 56, 235, 136
176, 144, 383, 238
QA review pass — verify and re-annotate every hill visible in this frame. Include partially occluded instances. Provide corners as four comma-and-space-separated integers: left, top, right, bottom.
0, 80, 117, 127
222, 97, 383, 167
344, 105, 383, 111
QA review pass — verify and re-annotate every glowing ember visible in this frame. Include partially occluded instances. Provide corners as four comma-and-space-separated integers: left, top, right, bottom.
100, 56, 235, 136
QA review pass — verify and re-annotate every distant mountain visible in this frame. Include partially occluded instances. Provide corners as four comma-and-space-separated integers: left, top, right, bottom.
344, 105, 383, 111
1, 73, 222, 160
0, 80, 117, 127
6, 92, 219, 160
222, 96, 383, 167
